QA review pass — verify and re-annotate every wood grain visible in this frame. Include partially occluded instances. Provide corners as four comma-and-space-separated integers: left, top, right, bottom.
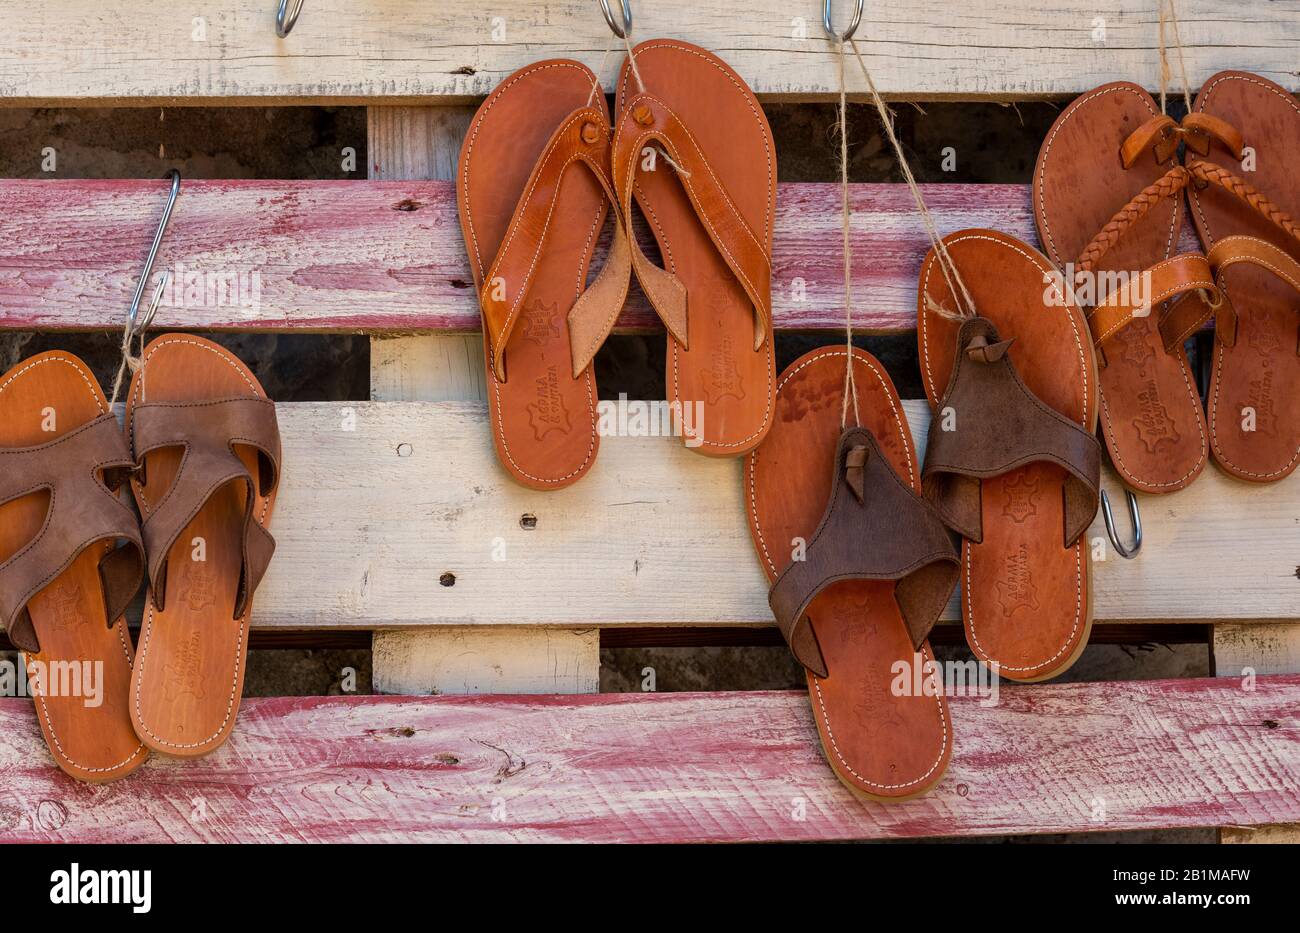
0, 179, 1201, 333
244, 400, 1300, 629
1, 1, 1296, 105
2, 675, 1297, 842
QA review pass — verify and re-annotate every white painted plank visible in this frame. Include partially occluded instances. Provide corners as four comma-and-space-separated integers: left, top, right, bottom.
372, 627, 600, 694
251, 400, 1300, 628
1, 1, 1296, 105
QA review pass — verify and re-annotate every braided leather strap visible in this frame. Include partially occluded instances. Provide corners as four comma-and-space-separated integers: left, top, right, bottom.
1189, 161, 1300, 247
1077, 165, 1191, 273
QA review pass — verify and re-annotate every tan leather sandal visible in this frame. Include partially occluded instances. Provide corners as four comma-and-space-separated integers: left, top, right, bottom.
457, 59, 631, 490
1035, 82, 1220, 497
1186, 71, 1300, 483
918, 230, 1102, 683
126, 334, 280, 757
613, 39, 776, 458
0, 351, 148, 782
746, 347, 958, 801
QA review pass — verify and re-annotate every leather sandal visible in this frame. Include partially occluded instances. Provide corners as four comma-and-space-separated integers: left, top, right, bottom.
0, 351, 147, 782
1035, 81, 1219, 496
1186, 71, 1300, 483
918, 230, 1102, 683
125, 335, 280, 757
746, 347, 958, 801
457, 60, 631, 490
613, 39, 777, 458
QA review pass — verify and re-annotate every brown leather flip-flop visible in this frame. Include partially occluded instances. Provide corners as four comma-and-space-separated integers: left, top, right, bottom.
126, 334, 280, 757
746, 347, 959, 801
1035, 81, 1217, 497
0, 351, 147, 782
613, 39, 776, 458
458, 60, 631, 490
918, 230, 1102, 683
1186, 71, 1300, 483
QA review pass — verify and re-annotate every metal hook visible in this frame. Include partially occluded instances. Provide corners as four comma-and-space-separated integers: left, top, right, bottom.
1100, 488, 1143, 559
598, 0, 632, 39
824, 0, 864, 42
276, 0, 304, 38
127, 170, 181, 338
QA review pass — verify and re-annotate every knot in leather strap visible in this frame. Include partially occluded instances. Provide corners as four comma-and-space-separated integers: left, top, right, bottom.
479, 105, 631, 383
922, 317, 1101, 548
768, 427, 959, 678
131, 397, 280, 618
611, 92, 773, 353
0, 414, 144, 653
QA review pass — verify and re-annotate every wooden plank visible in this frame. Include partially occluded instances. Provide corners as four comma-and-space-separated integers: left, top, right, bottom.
364, 103, 601, 694
1214, 624, 1300, 679
0, 179, 1202, 334
1221, 825, 1300, 843
249, 400, 1299, 628
2, 1, 1297, 105
372, 627, 600, 695
2, 675, 1298, 842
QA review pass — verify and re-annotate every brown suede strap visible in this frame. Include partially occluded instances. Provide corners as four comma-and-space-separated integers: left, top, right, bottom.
768, 427, 959, 678
922, 317, 1101, 548
479, 104, 630, 383
611, 92, 773, 352
0, 414, 144, 653
131, 397, 280, 618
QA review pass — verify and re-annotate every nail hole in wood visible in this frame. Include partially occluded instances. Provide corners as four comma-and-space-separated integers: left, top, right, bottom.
397, 443, 413, 457
439, 572, 456, 587
520, 513, 538, 530
394, 199, 423, 212
452, 65, 476, 75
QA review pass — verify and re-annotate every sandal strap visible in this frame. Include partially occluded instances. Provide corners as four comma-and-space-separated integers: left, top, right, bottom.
0, 414, 144, 653
611, 92, 773, 352
1077, 164, 1191, 272
922, 317, 1101, 548
479, 105, 631, 383
1120, 113, 1244, 168
131, 397, 280, 618
1189, 160, 1300, 248
768, 427, 958, 678
1203, 235, 1300, 349
1084, 254, 1219, 352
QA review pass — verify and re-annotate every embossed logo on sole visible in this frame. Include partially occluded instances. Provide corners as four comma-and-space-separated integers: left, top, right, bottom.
525, 365, 572, 440
1000, 473, 1040, 524
520, 299, 563, 347
995, 543, 1040, 616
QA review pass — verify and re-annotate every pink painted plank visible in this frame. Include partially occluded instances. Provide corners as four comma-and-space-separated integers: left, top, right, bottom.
0, 178, 1198, 334
1, 675, 1296, 843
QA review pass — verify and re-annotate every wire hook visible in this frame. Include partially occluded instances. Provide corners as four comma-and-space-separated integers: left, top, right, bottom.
598, 0, 632, 39
824, 0, 864, 42
127, 170, 181, 339
1100, 488, 1143, 559
276, 0, 304, 38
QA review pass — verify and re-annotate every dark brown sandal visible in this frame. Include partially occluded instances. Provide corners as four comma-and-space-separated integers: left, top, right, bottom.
746, 347, 958, 801
0, 350, 148, 782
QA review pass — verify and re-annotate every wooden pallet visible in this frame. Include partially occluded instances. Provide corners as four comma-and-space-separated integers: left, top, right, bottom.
0, 0, 1297, 843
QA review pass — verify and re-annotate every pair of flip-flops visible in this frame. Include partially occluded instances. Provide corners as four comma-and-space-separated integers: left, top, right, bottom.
1037, 70, 1300, 491
0, 336, 279, 782
749, 228, 1103, 800
458, 39, 777, 488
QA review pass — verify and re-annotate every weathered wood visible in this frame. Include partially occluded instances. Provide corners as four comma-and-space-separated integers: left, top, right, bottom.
1214, 624, 1300, 679
372, 627, 600, 695
0, 179, 1202, 334
245, 400, 1299, 629
364, 104, 601, 694
2, 675, 1298, 842
1, 1, 1297, 105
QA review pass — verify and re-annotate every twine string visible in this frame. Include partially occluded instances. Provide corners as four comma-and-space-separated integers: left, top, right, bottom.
847, 39, 976, 324
834, 42, 860, 429
1158, 0, 1193, 115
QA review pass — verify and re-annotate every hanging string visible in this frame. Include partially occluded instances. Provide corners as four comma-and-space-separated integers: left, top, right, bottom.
1157, 0, 1193, 115
108, 272, 167, 407
834, 42, 860, 428
846, 39, 977, 322
586, 32, 615, 108
622, 28, 646, 95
